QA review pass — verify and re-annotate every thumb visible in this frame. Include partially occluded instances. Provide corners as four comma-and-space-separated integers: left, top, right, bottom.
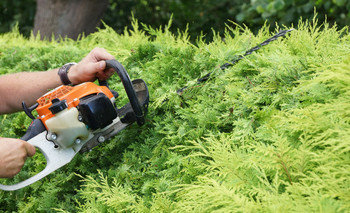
96, 61, 106, 71
22, 141, 36, 157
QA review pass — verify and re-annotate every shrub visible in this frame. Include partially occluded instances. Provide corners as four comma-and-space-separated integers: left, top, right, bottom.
0, 18, 349, 212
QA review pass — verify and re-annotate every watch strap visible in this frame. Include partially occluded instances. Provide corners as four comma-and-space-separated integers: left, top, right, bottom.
58, 63, 76, 85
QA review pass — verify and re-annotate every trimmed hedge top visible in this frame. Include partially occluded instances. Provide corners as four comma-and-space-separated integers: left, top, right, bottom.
0, 19, 349, 212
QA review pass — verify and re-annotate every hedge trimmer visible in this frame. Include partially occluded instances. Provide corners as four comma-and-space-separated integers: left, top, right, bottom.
0, 60, 149, 191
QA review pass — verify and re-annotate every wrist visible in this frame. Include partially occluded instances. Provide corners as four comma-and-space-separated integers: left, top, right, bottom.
67, 64, 79, 85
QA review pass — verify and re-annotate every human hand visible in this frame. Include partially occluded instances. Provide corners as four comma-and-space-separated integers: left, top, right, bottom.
68, 47, 115, 85
0, 138, 36, 178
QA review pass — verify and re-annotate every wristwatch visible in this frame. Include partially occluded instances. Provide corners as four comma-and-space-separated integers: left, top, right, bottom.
58, 62, 77, 85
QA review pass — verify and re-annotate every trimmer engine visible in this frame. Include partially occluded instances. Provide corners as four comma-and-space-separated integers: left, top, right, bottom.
34, 82, 118, 149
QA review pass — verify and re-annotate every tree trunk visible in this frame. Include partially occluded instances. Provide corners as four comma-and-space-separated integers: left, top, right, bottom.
34, 0, 108, 40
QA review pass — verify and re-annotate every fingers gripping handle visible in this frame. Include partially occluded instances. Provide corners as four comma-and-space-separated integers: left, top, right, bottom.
0, 132, 76, 191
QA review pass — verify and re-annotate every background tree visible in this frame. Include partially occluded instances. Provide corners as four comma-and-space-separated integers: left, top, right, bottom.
33, 0, 109, 40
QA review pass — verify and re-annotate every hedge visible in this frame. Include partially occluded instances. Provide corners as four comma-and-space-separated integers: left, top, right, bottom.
0, 18, 349, 212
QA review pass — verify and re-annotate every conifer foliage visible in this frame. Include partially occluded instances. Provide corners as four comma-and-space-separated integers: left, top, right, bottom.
0, 19, 349, 212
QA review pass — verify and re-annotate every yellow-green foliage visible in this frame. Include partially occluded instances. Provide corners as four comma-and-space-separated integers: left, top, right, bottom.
0, 18, 349, 212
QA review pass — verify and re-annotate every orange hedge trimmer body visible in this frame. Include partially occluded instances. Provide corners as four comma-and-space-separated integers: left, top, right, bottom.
36, 82, 114, 127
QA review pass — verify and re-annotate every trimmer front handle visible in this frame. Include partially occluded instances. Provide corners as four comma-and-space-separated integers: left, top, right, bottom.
104, 59, 146, 126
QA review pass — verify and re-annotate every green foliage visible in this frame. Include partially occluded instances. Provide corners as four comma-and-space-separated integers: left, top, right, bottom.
104, 0, 350, 40
0, 0, 36, 36
0, 18, 349, 212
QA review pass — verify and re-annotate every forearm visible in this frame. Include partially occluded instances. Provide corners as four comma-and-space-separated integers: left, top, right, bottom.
0, 69, 61, 114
